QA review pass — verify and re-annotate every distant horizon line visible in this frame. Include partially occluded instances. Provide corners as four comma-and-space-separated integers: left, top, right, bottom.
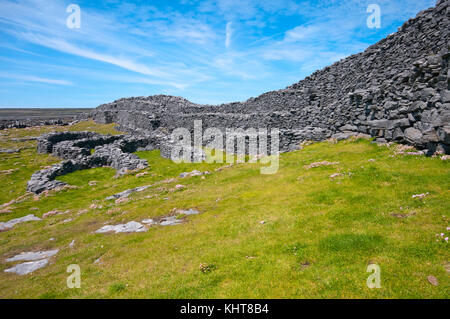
0, 107, 93, 109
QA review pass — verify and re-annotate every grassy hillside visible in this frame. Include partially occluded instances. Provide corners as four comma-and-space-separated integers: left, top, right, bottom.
0, 122, 448, 298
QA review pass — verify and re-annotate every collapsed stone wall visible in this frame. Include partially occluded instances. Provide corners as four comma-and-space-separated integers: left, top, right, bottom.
91, 0, 450, 155
28, 132, 157, 194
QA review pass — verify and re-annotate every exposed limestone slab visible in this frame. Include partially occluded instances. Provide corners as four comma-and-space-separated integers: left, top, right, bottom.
176, 209, 200, 216
179, 170, 210, 178
4, 259, 49, 275
6, 249, 59, 262
304, 161, 339, 170
95, 221, 147, 234
0, 148, 21, 153
0, 214, 41, 231
141, 209, 199, 227
3, 248, 59, 275
106, 185, 153, 200
159, 216, 182, 226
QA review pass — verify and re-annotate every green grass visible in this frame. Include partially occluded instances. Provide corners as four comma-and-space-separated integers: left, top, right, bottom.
0, 123, 449, 299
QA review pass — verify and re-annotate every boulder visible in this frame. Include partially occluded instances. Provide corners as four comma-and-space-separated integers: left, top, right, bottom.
404, 127, 423, 145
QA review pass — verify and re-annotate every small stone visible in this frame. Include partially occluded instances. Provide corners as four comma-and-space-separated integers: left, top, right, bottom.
136, 172, 148, 178
391, 211, 416, 218
42, 210, 61, 218
115, 197, 129, 204
176, 209, 199, 215
304, 161, 339, 169
444, 262, 450, 274
299, 262, 311, 270
179, 170, 210, 178
412, 192, 429, 199
427, 275, 439, 286
0, 169, 19, 175
199, 263, 216, 273
78, 209, 88, 215
1, 199, 16, 208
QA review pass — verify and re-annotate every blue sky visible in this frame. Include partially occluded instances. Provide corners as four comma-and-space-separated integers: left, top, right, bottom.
0, 0, 436, 108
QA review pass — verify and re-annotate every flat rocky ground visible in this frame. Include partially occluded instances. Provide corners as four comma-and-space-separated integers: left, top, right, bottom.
0, 121, 449, 298
0, 108, 92, 120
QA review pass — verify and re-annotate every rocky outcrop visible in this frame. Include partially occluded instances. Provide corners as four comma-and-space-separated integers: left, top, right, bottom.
91, 0, 450, 155
27, 132, 158, 194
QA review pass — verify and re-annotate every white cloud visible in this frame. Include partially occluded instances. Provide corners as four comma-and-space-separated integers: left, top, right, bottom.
18, 33, 171, 79
261, 47, 311, 61
108, 75, 189, 90
283, 25, 320, 42
225, 22, 233, 48
0, 73, 72, 85
0, 0, 437, 105
152, 18, 217, 44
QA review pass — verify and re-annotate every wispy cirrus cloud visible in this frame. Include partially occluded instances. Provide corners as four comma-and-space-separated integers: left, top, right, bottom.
225, 22, 233, 48
0, 72, 73, 85
17, 33, 171, 79
0, 0, 437, 107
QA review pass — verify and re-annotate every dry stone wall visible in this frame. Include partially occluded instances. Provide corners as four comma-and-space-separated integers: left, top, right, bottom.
91, 0, 450, 155
27, 132, 157, 194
